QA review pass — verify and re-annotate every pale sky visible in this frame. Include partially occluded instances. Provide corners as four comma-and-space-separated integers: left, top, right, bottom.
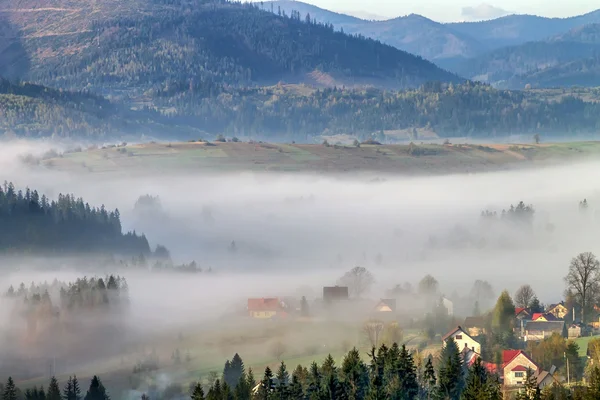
262, 0, 600, 22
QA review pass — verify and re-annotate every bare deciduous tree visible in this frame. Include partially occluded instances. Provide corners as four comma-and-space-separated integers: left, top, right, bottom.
514, 284, 536, 308
565, 252, 600, 323
363, 319, 384, 348
418, 275, 439, 297
337, 266, 374, 298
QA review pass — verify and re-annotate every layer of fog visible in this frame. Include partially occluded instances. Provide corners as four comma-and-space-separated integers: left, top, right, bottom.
2, 140, 600, 303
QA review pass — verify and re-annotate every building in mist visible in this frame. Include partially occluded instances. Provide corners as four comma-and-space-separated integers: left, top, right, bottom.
247, 298, 287, 319
442, 326, 480, 353
323, 286, 349, 303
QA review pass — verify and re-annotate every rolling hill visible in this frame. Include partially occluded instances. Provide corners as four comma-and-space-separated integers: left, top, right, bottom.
450, 24, 600, 88
265, 1, 600, 65
265, 1, 486, 61
0, 0, 459, 98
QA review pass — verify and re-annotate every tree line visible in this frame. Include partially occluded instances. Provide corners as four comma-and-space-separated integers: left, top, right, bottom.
0, 182, 151, 255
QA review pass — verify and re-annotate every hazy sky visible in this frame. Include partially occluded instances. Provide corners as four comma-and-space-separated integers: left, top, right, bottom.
266, 1, 600, 22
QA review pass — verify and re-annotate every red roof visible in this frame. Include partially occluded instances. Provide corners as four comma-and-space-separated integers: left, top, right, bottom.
532, 313, 544, 320
247, 298, 284, 312
512, 365, 528, 372
467, 356, 499, 374
515, 307, 526, 315
502, 350, 522, 366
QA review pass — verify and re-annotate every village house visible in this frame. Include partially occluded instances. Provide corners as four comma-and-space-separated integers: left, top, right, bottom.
463, 316, 486, 337
537, 368, 558, 389
247, 298, 287, 319
502, 350, 539, 387
515, 307, 531, 321
531, 313, 560, 322
523, 321, 566, 341
374, 299, 396, 313
323, 286, 349, 303
442, 326, 481, 354
442, 297, 454, 316
546, 303, 569, 320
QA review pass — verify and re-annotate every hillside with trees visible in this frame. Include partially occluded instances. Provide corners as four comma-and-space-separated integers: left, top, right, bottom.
0, 78, 169, 138
450, 24, 600, 88
0, 0, 458, 97
0, 182, 151, 254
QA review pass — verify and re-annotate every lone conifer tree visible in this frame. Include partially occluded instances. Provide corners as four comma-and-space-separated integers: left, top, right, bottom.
3, 378, 17, 400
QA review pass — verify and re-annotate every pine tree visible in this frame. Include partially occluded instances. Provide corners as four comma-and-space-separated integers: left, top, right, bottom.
340, 348, 369, 400
72, 376, 81, 400
367, 346, 387, 400
83, 376, 109, 400
462, 357, 501, 400
63, 378, 74, 400
256, 367, 274, 400
191, 383, 204, 400
47, 377, 61, 400
275, 362, 290, 400
436, 338, 464, 400
3, 378, 17, 400
289, 366, 306, 400
223, 360, 233, 387
39, 386, 46, 400
515, 368, 538, 400
397, 345, 419, 400
422, 358, 436, 400
206, 379, 222, 400
234, 371, 250, 400
247, 368, 257, 396
230, 353, 245, 388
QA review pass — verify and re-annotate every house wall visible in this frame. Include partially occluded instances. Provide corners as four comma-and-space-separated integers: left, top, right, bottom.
446, 330, 481, 354
549, 306, 568, 319
250, 310, 277, 319
525, 330, 560, 341
467, 327, 485, 337
568, 327, 582, 338
504, 355, 538, 387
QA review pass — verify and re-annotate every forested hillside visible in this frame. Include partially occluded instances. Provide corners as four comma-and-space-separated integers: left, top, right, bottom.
0, 0, 457, 96
150, 82, 600, 138
0, 182, 151, 254
0, 78, 168, 137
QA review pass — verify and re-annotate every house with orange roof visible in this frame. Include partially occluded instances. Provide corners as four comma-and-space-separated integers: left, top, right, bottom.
247, 298, 287, 319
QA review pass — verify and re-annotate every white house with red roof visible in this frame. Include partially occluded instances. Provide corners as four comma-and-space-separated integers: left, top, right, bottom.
502, 350, 539, 387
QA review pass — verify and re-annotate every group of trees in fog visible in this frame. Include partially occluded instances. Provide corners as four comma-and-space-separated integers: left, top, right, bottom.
6, 275, 129, 312
0, 375, 109, 400
0, 182, 152, 255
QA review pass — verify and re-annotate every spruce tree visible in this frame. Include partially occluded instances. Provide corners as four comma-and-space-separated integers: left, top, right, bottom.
256, 367, 274, 400
340, 348, 369, 400
223, 360, 233, 388
367, 346, 387, 400
462, 358, 500, 400
422, 358, 436, 400
234, 371, 250, 400
397, 345, 419, 400
436, 339, 464, 400
72, 376, 81, 400
206, 380, 222, 400
39, 386, 46, 400
275, 362, 290, 400
587, 366, 600, 400
288, 373, 304, 400
63, 378, 74, 400
307, 362, 322, 400
247, 368, 257, 396
47, 377, 61, 400
190, 383, 204, 400
83, 376, 109, 400
230, 353, 245, 388
3, 377, 17, 400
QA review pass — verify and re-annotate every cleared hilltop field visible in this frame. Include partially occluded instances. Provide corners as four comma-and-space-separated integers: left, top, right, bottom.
41, 141, 600, 175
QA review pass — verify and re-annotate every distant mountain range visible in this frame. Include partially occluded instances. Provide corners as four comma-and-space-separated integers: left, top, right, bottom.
267, 1, 600, 88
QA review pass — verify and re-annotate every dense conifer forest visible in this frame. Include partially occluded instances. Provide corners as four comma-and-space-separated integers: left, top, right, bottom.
0, 182, 150, 254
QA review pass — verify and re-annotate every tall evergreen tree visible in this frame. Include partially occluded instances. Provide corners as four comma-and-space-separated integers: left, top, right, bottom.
307, 362, 322, 400
436, 339, 464, 400
63, 378, 74, 400
367, 346, 387, 400
47, 377, 61, 400
83, 376, 109, 400
397, 345, 419, 400
72, 376, 81, 400
230, 353, 245, 388
190, 383, 204, 400
275, 362, 290, 400
422, 357, 436, 400
206, 379, 222, 400
340, 348, 369, 400
461, 358, 501, 400
256, 367, 274, 400
3, 378, 17, 400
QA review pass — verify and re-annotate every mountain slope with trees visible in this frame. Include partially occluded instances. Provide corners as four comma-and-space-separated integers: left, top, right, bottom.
449, 24, 600, 88
0, 0, 459, 97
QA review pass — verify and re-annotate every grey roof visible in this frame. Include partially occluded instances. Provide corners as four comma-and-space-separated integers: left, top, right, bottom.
525, 321, 565, 332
